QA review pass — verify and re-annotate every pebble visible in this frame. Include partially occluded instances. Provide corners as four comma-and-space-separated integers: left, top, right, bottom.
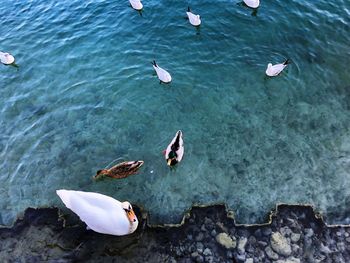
203, 248, 212, 256
215, 233, 236, 249
346, 237, 350, 243
237, 237, 248, 254
196, 232, 204, 242
304, 228, 314, 238
270, 232, 292, 256
265, 246, 279, 260
211, 229, 217, 237
245, 258, 253, 263
262, 228, 272, 236
291, 233, 301, 243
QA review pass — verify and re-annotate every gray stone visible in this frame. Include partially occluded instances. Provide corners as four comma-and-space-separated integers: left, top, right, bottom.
191, 252, 199, 258
245, 258, 253, 263
195, 255, 204, 263
265, 246, 279, 260
238, 237, 248, 254
275, 258, 301, 263
215, 233, 236, 249
304, 228, 314, 238
196, 242, 204, 254
211, 229, 217, 237
290, 233, 301, 243
320, 243, 332, 254
236, 253, 246, 262
337, 242, 346, 252
205, 255, 214, 263
346, 237, 350, 243
203, 248, 212, 256
270, 232, 292, 256
291, 244, 301, 254
280, 227, 292, 237
262, 228, 272, 236
258, 241, 267, 247
195, 232, 204, 242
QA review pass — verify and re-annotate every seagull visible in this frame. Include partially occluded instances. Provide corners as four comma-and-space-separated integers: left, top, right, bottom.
186, 7, 201, 27
129, 0, 143, 11
265, 59, 290, 77
243, 0, 260, 9
0, 51, 15, 65
152, 60, 172, 83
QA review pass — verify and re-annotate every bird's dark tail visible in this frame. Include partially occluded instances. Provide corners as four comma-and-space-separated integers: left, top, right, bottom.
152, 60, 157, 67
187, 6, 191, 12
283, 59, 291, 65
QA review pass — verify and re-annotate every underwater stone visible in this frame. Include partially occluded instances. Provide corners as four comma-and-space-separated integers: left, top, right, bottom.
215, 233, 236, 249
290, 233, 301, 243
270, 232, 292, 256
237, 237, 248, 254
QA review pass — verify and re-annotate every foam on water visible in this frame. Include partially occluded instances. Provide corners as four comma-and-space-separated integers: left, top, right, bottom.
0, 0, 350, 225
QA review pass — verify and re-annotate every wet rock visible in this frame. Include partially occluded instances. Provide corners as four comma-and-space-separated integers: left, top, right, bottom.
337, 242, 346, 252
215, 233, 236, 249
320, 243, 332, 254
196, 242, 204, 254
304, 228, 314, 238
195, 232, 204, 242
275, 258, 300, 263
245, 258, 253, 263
262, 228, 272, 236
270, 232, 292, 256
203, 248, 212, 256
280, 226, 292, 237
211, 229, 217, 237
236, 253, 246, 262
346, 237, 350, 243
290, 233, 301, 243
237, 237, 248, 254
265, 246, 279, 260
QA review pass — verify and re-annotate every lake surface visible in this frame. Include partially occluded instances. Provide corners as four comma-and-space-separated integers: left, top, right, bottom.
1, 0, 350, 226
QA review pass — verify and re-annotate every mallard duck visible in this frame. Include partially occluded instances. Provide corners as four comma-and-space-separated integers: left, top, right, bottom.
56, 190, 138, 236
0, 51, 15, 65
243, 0, 260, 9
186, 7, 201, 27
266, 59, 290, 77
94, 160, 144, 180
129, 0, 143, 11
152, 60, 172, 84
165, 130, 184, 167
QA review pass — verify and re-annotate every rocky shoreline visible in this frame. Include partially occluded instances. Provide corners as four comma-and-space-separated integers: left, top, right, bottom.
1, 204, 350, 263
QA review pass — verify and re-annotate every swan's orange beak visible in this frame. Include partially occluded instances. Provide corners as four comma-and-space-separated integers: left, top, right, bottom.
127, 209, 137, 223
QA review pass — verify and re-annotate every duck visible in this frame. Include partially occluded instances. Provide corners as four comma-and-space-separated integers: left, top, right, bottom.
0, 51, 15, 65
56, 190, 138, 236
186, 7, 201, 27
129, 0, 143, 10
94, 160, 144, 180
152, 60, 172, 84
165, 130, 184, 167
265, 59, 290, 77
243, 0, 260, 9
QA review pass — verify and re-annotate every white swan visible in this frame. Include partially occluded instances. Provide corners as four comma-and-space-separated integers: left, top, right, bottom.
0, 52, 15, 65
56, 190, 138, 236
243, 0, 260, 9
265, 59, 290, 77
152, 60, 172, 83
129, 0, 143, 11
186, 7, 201, 27
165, 130, 184, 166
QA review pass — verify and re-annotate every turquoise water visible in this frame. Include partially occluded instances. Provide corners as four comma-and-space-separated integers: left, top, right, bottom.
1, 0, 350, 225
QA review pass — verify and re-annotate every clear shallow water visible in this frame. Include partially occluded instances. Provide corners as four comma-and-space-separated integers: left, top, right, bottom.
1, 0, 350, 225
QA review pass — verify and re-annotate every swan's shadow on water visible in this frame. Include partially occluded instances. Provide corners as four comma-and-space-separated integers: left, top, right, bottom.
2, 63, 19, 70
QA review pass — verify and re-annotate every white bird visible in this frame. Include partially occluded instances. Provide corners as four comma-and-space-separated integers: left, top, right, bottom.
265, 59, 291, 77
56, 190, 138, 236
129, 0, 143, 11
165, 130, 184, 167
152, 60, 172, 83
186, 7, 201, 27
0, 51, 15, 65
243, 0, 260, 9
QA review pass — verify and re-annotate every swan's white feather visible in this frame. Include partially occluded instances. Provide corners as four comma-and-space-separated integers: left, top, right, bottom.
129, 0, 143, 10
243, 0, 260, 9
56, 190, 138, 236
265, 62, 288, 77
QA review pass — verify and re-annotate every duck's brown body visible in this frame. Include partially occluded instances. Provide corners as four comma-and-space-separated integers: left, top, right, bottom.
94, 161, 144, 180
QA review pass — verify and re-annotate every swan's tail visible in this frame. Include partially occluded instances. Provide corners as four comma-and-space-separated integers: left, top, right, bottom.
56, 189, 72, 209
283, 59, 291, 65
151, 60, 157, 67
187, 6, 191, 12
